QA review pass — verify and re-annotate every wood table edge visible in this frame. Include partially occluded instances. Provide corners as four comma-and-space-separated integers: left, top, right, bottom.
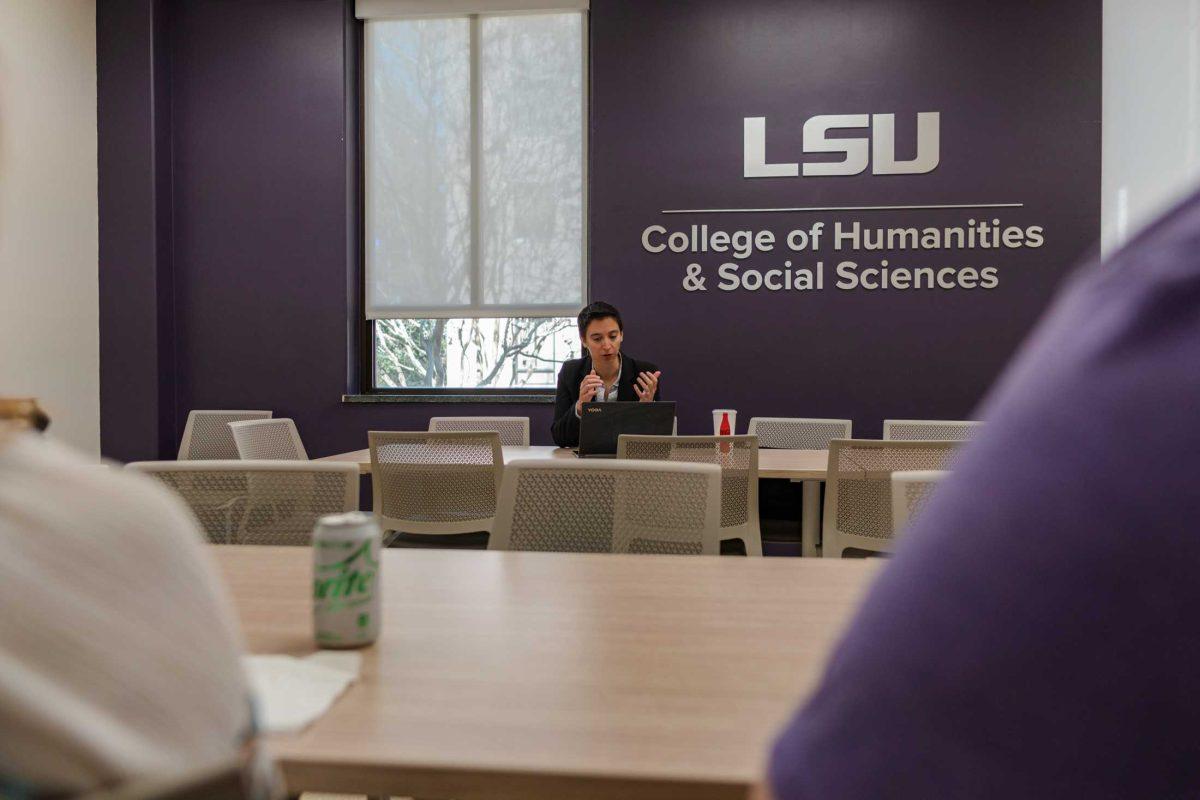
281, 757, 754, 800
316, 447, 831, 481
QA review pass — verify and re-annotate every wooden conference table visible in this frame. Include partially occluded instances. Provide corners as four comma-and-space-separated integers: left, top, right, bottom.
318, 445, 830, 556
217, 546, 877, 799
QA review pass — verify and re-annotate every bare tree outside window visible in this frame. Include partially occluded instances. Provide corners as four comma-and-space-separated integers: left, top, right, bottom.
376, 317, 576, 388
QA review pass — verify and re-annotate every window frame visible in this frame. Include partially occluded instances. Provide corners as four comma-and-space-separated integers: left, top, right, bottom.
355, 9, 589, 400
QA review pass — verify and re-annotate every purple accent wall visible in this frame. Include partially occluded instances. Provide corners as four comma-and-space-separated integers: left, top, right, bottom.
589, 0, 1101, 438
99, 0, 553, 462
98, 0, 176, 462
98, 0, 1100, 459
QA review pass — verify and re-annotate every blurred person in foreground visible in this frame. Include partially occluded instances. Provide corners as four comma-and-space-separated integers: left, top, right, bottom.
759, 191, 1200, 799
0, 405, 278, 797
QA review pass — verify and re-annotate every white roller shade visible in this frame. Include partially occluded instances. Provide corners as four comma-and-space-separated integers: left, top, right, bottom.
358, 0, 588, 19
365, 12, 586, 320
366, 18, 472, 314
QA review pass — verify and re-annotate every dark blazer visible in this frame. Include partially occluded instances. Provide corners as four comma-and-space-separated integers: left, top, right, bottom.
550, 354, 661, 448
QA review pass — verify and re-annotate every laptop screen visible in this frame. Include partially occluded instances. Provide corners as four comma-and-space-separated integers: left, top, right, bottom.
577, 401, 676, 456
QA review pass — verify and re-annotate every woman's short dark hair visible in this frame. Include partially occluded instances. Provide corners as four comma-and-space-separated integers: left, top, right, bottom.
577, 301, 623, 338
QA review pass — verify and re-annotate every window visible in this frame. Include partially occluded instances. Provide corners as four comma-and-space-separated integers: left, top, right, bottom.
374, 317, 576, 388
361, 5, 587, 391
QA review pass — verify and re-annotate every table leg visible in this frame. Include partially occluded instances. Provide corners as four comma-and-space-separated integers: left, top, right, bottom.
800, 480, 822, 558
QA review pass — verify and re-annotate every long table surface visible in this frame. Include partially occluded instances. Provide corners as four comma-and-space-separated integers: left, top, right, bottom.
216, 546, 877, 799
318, 444, 829, 481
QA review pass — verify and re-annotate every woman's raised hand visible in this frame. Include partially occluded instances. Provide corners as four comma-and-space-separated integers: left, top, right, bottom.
576, 369, 604, 415
635, 370, 661, 402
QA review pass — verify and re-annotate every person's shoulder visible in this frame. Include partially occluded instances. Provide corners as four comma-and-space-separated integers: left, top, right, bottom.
0, 433, 242, 644
0, 434, 209, 559
0, 434, 256, 792
559, 356, 588, 376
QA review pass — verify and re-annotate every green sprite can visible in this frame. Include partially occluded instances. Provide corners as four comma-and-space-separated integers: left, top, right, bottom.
313, 511, 381, 649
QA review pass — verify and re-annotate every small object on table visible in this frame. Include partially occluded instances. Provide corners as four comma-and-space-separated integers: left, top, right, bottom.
243, 651, 361, 733
313, 511, 382, 649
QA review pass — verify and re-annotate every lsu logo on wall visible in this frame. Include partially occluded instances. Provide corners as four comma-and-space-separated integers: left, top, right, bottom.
744, 113, 940, 178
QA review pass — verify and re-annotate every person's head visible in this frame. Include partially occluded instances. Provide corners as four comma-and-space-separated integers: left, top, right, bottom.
577, 302, 624, 366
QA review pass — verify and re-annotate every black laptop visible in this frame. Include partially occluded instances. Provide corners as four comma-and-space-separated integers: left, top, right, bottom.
576, 401, 676, 457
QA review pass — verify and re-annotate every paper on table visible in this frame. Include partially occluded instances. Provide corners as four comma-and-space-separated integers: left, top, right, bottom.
243, 651, 361, 733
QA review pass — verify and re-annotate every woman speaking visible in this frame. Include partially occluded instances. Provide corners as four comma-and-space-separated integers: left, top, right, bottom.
551, 301, 662, 448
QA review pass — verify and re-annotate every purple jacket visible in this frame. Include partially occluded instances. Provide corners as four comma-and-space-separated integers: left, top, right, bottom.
769, 189, 1200, 799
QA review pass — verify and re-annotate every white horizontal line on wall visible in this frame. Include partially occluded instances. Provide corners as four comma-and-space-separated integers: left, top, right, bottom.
661, 203, 1025, 214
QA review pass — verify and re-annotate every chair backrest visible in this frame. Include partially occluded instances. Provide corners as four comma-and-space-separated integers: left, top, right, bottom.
229, 417, 308, 460
891, 469, 949, 533
491, 459, 722, 555
822, 439, 957, 557
882, 419, 983, 442
178, 410, 272, 460
368, 430, 504, 535
429, 416, 530, 447
126, 460, 358, 545
747, 417, 852, 449
617, 434, 762, 555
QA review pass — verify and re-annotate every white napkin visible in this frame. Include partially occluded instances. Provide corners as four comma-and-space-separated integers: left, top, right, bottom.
244, 651, 362, 733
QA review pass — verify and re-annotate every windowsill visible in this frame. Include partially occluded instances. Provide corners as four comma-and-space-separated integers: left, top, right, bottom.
342, 393, 556, 404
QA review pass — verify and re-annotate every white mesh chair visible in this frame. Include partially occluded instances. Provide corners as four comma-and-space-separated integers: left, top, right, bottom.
369, 431, 504, 538
891, 469, 950, 534
617, 434, 762, 556
748, 417, 852, 449
229, 418, 308, 460
126, 460, 358, 545
823, 440, 957, 558
883, 419, 983, 441
490, 459, 722, 555
178, 410, 272, 460
748, 417, 849, 557
429, 416, 531, 447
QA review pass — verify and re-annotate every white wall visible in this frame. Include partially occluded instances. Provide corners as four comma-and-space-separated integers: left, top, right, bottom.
1103, 0, 1200, 253
0, 0, 99, 455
